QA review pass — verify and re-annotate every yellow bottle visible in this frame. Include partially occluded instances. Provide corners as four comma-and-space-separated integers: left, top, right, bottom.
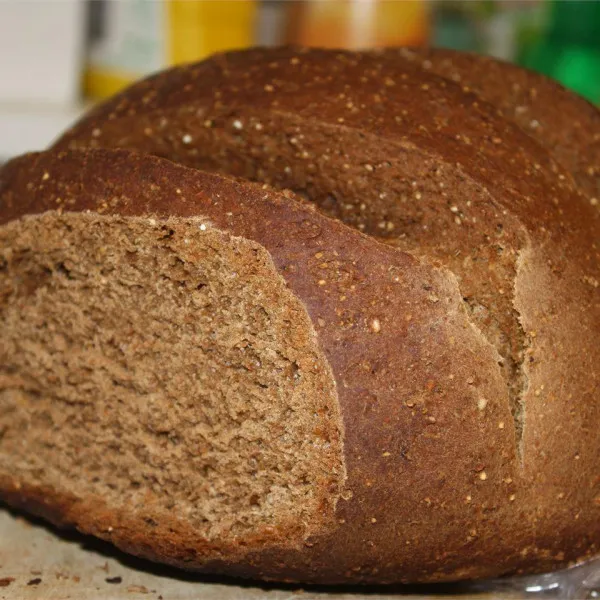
85, 0, 257, 100
285, 0, 430, 49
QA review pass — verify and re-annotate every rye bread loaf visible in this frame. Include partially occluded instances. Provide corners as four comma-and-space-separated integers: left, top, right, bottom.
394, 47, 600, 205
1, 48, 599, 584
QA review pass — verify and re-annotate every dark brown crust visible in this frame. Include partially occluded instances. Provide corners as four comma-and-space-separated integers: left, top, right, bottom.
394, 47, 600, 204
55, 46, 589, 221
1, 148, 598, 583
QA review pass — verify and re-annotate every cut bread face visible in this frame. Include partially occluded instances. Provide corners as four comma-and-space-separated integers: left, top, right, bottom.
0, 211, 344, 546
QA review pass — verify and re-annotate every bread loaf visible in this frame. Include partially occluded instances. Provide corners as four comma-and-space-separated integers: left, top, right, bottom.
0, 47, 598, 584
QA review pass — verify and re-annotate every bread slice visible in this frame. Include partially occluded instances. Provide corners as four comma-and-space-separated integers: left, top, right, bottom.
394, 47, 600, 205
1, 147, 598, 584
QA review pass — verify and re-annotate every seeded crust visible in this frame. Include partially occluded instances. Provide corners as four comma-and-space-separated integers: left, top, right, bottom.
1, 47, 599, 584
393, 47, 600, 207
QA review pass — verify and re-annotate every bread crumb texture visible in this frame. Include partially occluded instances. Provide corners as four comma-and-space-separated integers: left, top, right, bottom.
0, 211, 344, 547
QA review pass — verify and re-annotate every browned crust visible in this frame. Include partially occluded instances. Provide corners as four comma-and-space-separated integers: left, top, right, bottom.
54, 47, 590, 221
394, 47, 600, 203
1, 148, 598, 583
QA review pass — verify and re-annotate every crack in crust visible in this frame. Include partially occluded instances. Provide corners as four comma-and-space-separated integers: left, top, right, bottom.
459, 248, 530, 464
429, 254, 530, 465
511, 245, 532, 464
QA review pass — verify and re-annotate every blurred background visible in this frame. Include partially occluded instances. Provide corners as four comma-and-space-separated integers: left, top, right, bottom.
0, 0, 599, 161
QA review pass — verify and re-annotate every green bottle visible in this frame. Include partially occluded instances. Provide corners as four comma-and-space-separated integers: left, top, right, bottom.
519, 0, 600, 104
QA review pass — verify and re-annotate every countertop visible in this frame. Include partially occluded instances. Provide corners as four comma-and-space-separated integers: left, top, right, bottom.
0, 506, 597, 600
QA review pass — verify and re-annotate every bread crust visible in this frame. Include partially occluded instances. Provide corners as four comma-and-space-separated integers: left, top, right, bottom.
54, 47, 590, 224
394, 47, 600, 204
0, 147, 598, 583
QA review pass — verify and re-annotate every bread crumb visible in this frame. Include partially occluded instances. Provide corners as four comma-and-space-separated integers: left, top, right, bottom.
127, 585, 149, 594
182, 134, 192, 144
479, 471, 487, 481
370, 318, 381, 333
477, 398, 488, 411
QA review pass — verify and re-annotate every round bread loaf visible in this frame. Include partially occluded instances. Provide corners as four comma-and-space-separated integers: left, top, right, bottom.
0, 48, 598, 584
